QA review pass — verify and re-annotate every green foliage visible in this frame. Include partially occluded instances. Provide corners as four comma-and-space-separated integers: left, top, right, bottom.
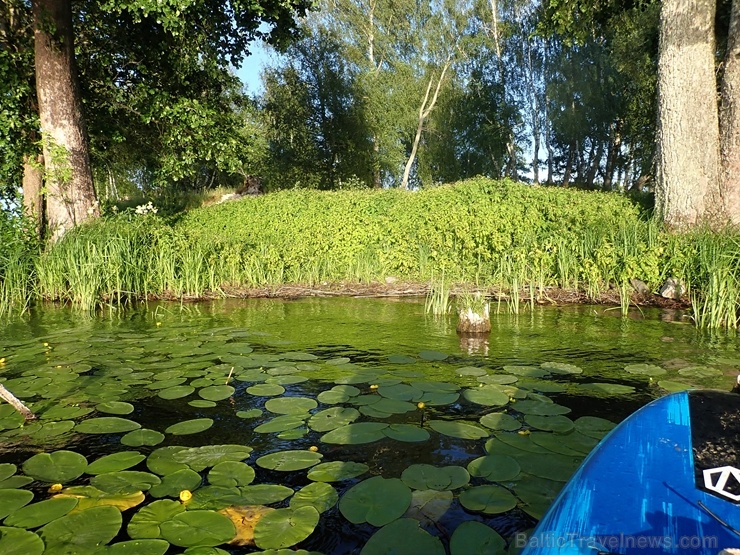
0, 203, 40, 316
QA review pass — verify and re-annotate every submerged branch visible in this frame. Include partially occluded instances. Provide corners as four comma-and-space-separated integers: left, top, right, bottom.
0, 383, 36, 420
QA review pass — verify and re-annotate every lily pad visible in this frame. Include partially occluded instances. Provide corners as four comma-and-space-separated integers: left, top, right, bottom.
383, 424, 431, 442
404, 489, 453, 526
512, 400, 571, 415
340, 476, 412, 526
463, 387, 510, 407
87, 452, 146, 475
96, 539, 170, 555
678, 366, 722, 378
23, 450, 88, 483
253, 506, 320, 549
158, 385, 196, 400
524, 414, 575, 433
290, 482, 338, 513
360, 518, 445, 555
0, 489, 34, 519
658, 380, 694, 392
199, 385, 235, 402
388, 355, 416, 364
529, 431, 598, 456
467, 455, 521, 481
321, 422, 389, 444
239, 484, 294, 505
264, 397, 318, 415
479, 413, 521, 431
577, 383, 636, 396
401, 464, 469, 491
541, 362, 583, 374
307, 461, 369, 482
96, 401, 135, 415
450, 521, 506, 555
517, 453, 580, 481
457, 366, 487, 377
173, 445, 253, 472
246, 384, 286, 397
39, 505, 122, 553
160, 510, 236, 548
624, 364, 666, 377
165, 418, 214, 435
308, 407, 360, 432
121, 428, 165, 447
75, 417, 141, 434
255, 415, 307, 433
90, 471, 161, 494
236, 409, 263, 419
459, 485, 518, 514
574, 416, 615, 439
0, 526, 45, 555
128, 499, 186, 539
427, 420, 489, 440
419, 351, 448, 361
256, 450, 322, 472
208, 462, 255, 487
149, 468, 202, 498
53, 485, 146, 512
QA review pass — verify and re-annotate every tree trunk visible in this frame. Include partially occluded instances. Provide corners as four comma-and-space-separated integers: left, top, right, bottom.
22, 154, 45, 240
604, 122, 622, 190
656, 0, 722, 227
0, 384, 36, 421
33, 0, 98, 241
720, 0, 740, 223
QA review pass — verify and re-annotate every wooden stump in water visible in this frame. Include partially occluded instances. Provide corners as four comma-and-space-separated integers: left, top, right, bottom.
0, 383, 36, 420
456, 303, 491, 334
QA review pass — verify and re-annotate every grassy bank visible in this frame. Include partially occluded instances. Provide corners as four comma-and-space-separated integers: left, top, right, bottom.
1, 178, 739, 328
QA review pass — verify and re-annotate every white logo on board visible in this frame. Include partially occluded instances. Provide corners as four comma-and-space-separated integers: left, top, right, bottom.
703, 466, 740, 502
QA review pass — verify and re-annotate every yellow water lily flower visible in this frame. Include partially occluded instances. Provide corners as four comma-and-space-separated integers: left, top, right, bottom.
417, 402, 426, 410
179, 490, 192, 502
49, 483, 63, 492
308, 446, 319, 452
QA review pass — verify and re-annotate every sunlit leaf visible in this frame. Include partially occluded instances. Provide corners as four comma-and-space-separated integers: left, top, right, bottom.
339, 476, 411, 526
360, 518, 445, 555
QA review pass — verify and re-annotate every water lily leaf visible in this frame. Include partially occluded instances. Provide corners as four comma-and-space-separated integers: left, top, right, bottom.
166, 418, 214, 435
255, 415, 307, 433
360, 518, 445, 555
39, 505, 122, 553
0, 489, 34, 519
624, 364, 666, 377
253, 506, 320, 549
218, 505, 274, 547
0, 476, 33, 488
541, 362, 582, 374
450, 521, 506, 555
39, 405, 93, 420
4, 497, 78, 529
256, 450, 322, 472
377, 384, 420, 401
574, 416, 615, 439
96, 401, 134, 415
0, 463, 16, 481
463, 387, 510, 407
372, 398, 417, 414
90, 471, 161, 494
53, 485, 145, 511
428, 420, 489, 440
349, 394, 382, 406
401, 464, 469, 491
388, 355, 416, 364
96, 539, 170, 555
199, 385, 235, 402
307, 461, 369, 482
148, 468, 202, 499
517, 453, 580, 481
87, 451, 146, 475
23, 450, 88, 482
173, 445, 253, 472
418, 391, 460, 406
524, 414, 575, 433
28, 420, 76, 440
121, 428, 165, 447
321, 422, 389, 444
246, 384, 285, 397
488, 433, 548, 454
678, 366, 722, 378
317, 390, 349, 404
282, 352, 317, 361
290, 482, 338, 514
467, 455, 520, 481
577, 383, 636, 396
478, 374, 518, 385
513, 475, 563, 519
529, 431, 598, 456
512, 400, 570, 416
383, 424, 430, 442
0, 526, 44, 555
459, 485, 517, 514
75, 417, 141, 434
264, 397, 318, 415
480, 413, 520, 431
404, 489, 453, 526
160, 510, 236, 548
239, 485, 294, 505
186, 486, 244, 511
308, 407, 360, 432
190, 400, 217, 408
419, 351, 447, 361
128, 499, 186, 539
266, 375, 308, 385
504, 365, 550, 378
209, 462, 255, 487
236, 409, 263, 419
658, 380, 693, 392
146, 378, 187, 390
339, 476, 412, 526
158, 385, 195, 400
457, 366, 487, 377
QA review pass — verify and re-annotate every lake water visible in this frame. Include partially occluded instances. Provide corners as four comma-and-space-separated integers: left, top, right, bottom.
0, 298, 737, 554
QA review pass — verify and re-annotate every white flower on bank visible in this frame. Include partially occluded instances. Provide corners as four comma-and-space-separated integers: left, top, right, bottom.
135, 202, 158, 215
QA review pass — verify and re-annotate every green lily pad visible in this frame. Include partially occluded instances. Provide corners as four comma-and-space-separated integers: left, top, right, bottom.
239, 484, 294, 505
121, 428, 165, 447
383, 424, 430, 442
459, 485, 518, 514
479, 413, 521, 431
517, 453, 580, 481
419, 351, 448, 361
149, 468, 202, 498
514, 475, 563, 519
478, 374, 518, 385
388, 355, 416, 364
401, 464, 469, 491
467, 455, 521, 481
457, 366, 487, 377
87, 452, 146, 475
27, 420, 76, 440
172, 445, 253, 472
450, 521, 506, 555
39, 405, 93, 420
236, 409, 263, 419
404, 489, 453, 526
512, 400, 571, 415
577, 383, 636, 396
541, 362, 583, 374
208, 461, 255, 487
658, 380, 694, 392
39, 505, 122, 553
360, 518, 445, 555
158, 385, 196, 400
254, 506, 320, 549
160, 510, 236, 548
256, 450, 323, 472
189, 400, 217, 408
0, 475, 33, 489
96, 401, 135, 415
525, 414, 575, 433
504, 365, 550, 378
340, 476, 412, 526
418, 391, 460, 405
255, 415, 308, 433
128, 499, 186, 539
307, 461, 369, 482
246, 384, 286, 397
96, 539, 170, 555
678, 366, 722, 378
624, 364, 667, 376
377, 384, 420, 401
529, 431, 598, 456
264, 397, 318, 415
428, 420, 489, 440
165, 418, 214, 435
90, 471, 161, 494
3, 497, 78, 529
0, 526, 45, 555
0, 463, 16, 481
321, 422, 389, 444
75, 417, 141, 434
574, 416, 615, 439
463, 387, 510, 407
23, 450, 88, 482
198, 385, 235, 402
308, 407, 361, 432
290, 482, 338, 514
185, 486, 243, 511
0, 489, 34, 519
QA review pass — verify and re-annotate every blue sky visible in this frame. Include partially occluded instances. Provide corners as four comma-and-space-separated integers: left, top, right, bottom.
235, 43, 274, 96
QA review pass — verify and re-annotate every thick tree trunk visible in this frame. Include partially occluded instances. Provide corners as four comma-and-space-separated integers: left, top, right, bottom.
33, 0, 98, 241
656, 0, 722, 227
22, 154, 45, 240
720, 0, 740, 223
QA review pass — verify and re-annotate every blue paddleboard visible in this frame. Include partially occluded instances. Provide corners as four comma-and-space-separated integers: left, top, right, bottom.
521, 390, 740, 554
